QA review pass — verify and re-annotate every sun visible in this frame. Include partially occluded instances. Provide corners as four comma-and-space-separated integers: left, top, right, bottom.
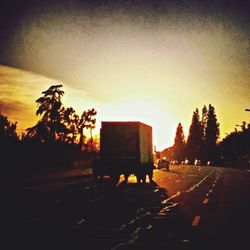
95, 99, 177, 151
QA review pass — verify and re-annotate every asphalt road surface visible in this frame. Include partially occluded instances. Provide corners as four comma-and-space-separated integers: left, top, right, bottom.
11, 165, 250, 250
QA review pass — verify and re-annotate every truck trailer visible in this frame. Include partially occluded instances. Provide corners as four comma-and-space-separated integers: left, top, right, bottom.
93, 121, 154, 184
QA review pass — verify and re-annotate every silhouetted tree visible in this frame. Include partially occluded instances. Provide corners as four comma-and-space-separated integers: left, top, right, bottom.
0, 112, 17, 140
23, 85, 98, 169
78, 108, 97, 151
173, 122, 186, 162
34, 84, 65, 141
61, 107, 79, 144
26, 121, 50, 142
204, 104, 220, 162
199, 105, 208, 161
219, 120, 249, 168
0, 113, 19, 173
186, 108, 203, 163
201, 105, 208, 141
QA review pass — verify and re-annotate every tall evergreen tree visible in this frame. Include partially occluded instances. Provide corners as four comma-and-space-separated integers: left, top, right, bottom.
173, 123, 186, 162
187, 108, 203, 163
205, 104, 220, 161
200, 105, 208, 161
201, 105, 208, 141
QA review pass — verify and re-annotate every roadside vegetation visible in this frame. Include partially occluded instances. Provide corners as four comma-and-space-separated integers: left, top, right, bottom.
0, 85, 97, 174
1, 87, 249, 174
162, 105, 250, 168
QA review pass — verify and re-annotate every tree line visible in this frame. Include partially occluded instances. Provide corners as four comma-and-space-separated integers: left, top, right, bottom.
0, 85, 97, 171
168, 104, 249, 168
170, 104, 219, 164
219, 121, 250, 167
1, 90, 249, 170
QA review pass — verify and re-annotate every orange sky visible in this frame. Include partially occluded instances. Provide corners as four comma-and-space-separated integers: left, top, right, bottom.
0, 1, 249, 150
0, 63, 249, 151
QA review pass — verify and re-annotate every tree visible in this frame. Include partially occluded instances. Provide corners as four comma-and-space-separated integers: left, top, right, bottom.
205, 104, 220, 161
0, 113, 17, 140
27, 84, 97, 152
61, 107, 79, 144
34, 84, 65, 141
78, 108, 97, 151
201, 105, 208, 141
186, 108, 203, 162
26, 121, 50, 142
173, 123, 186, 162
0, 113, 18, 172
219, 121, 249, 168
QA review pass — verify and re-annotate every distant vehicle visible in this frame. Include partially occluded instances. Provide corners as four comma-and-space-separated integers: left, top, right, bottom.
157, 159, 169, 170
93, 121, 154, 185
207, 161, 214, 166
184, 159, 190, 165
171, 160, 179, 165
194, 159, 201, 166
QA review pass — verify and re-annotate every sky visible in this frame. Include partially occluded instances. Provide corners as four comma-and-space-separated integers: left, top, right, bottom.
0, 0, 249, 150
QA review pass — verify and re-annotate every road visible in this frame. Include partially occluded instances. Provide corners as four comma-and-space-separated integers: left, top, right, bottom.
11, 165, 250, 249
153, 166, 250, 249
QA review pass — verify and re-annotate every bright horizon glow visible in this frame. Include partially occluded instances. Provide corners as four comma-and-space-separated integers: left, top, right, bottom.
0, 64, 249, 151
96, 100, 178, 150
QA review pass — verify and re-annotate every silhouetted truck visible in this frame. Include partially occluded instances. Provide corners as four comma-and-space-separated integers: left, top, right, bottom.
93, 121, 154, 184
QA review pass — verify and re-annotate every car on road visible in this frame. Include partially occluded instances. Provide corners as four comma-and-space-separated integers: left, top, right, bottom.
157, 159, 170, 170
194, 159, 201, 166
207, 161, 214, 166
170, 160, 179, 165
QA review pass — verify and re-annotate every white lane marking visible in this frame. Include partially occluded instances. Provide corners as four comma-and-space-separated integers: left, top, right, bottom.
111, 243, 125, 250
88, 197, 104, 203
77, 218, 85, 225
161, 192, 181, 204
186, 169, 215, 192
160, 202, 178, 212
128, 240, 135, 244
212, 184, 216, 187
203, 198, 209, 204
129, 219, 135, 224
215, 173, 221, 182
161, 169, 215, 203
209, 189, 213, 193
192, 216, 201, 226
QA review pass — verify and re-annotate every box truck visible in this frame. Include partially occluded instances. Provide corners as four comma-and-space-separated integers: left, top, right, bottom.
93, 121, 154, 184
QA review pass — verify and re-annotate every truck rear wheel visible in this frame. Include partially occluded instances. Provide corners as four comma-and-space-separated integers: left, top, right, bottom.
141, 174, 146, 183
124, 174, 129, 184
136, 175, 141, 184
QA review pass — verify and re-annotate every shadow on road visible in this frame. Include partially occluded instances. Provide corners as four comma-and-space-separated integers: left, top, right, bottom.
13, 178, 200, 250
